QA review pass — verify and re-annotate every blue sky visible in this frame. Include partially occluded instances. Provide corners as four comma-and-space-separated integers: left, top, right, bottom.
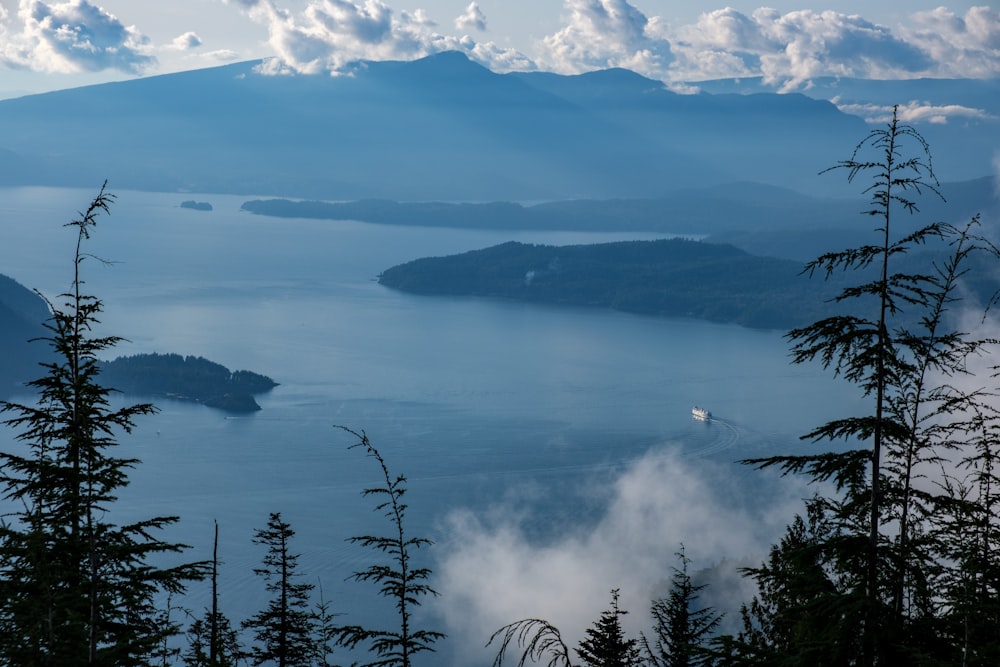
0, 0, 997, 97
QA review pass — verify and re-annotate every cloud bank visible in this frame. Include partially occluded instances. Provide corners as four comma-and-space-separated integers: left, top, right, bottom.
225, 0, 531, 75
539, 0, 673, 76
833, 98, 997, 125
2, 1, 997, 92
219, 1, 1000, 89
429, 447, 807, 664
0, 0, 154, 73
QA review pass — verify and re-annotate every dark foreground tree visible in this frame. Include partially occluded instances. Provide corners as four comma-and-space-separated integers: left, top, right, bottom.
488, 591, 641, 667
740, 107, 1000, 665
184, 613, 244, 667
334, 427, 444, 667
489, 618, 574, 667
0, 183, 204, 666
243, 512, 318, 667
184, 521, 244, 667
576, 589, 640, 667
644, 546, 723, 667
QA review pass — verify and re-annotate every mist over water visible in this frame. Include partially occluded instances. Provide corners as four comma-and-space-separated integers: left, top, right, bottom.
0, 187, 863, 664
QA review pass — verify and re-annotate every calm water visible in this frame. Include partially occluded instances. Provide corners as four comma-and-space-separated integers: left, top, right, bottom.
0, 187, 861, 663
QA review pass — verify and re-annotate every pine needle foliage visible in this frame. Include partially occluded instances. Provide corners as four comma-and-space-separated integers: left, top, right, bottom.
242, 512, 319, 667
739, 107, 1000, 665
576, 589, 640, 667
183, 521, 244, 667
644, 546, 723, 667
334, 427, 444, 667
487, 618, 573, 667
0, 183, 205, 666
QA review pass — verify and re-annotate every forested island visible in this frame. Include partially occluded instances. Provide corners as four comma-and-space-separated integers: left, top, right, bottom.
2, 272, 276, 411
99, 353, 277, 413
378, 238, 841, 330
180, 200, 213, 211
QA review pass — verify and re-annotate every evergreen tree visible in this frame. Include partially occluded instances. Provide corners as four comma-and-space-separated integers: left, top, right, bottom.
183, 615, 244, 667
333, 428, 444, 667
243, 513, 318, 667
184, 521, 244, 667
644, 546, 722, 667
735, 501, 862, 667
313, 583, 343, 667
488, 618, 574, 667
576, 589, 640, 667
0, 183, 204, 666
741, 108, 1000, 665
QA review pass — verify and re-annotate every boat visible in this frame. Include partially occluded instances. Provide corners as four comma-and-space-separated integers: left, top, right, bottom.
692, 406, 712, 421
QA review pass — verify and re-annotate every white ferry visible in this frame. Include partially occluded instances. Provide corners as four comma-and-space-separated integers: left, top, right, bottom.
692, 406, 712, 421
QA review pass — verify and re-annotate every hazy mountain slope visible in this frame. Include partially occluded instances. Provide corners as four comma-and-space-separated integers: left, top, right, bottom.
509, 68, 868, 193
0, 52, 892, 200
0, 274, 49, 394
692, 76, 1000, 184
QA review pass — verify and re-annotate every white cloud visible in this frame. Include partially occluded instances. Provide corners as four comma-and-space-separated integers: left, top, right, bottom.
2, 0, 155, 74
455, 2, 486, 33
227, 0, 530, 75
431, 447, 805, 664
902, 6, 1000, 79
202, 48, 242, 63
667, 7, 937, 91
539, 0, 672, 75
834, 98, 996, 125
215, 1, 998, 90
169, 31, 202, 51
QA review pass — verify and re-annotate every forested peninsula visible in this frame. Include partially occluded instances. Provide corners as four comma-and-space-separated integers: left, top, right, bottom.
378, 238, 840, 330
238, 187, 863, 237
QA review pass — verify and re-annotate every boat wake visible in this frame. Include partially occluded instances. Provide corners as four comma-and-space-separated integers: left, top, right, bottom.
687, 415, 745, 459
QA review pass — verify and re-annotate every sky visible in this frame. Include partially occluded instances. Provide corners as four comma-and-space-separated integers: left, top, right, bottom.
0, 0, 998, 98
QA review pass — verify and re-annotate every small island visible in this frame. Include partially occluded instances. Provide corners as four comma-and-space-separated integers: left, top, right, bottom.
99, 353, 277, 413
180, 200, 213, 212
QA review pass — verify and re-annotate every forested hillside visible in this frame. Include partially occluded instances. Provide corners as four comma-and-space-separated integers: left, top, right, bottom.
378, 238, 840, 330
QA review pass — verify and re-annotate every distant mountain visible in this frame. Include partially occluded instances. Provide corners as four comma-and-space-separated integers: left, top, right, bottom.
241, 176, 997, 261
693, 76, 1000, 185
0, 51, 923, 201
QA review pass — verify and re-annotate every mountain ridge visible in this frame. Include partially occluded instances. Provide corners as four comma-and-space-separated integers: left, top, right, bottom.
0, 53, 885, 200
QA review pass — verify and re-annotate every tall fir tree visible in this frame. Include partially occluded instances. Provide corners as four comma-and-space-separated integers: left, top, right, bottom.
184, 521, 244, 667
740, 108, 1000, 665
334, 428, 444, 667
242, 512, 318, 667
0, 183, 204, 666
576, 589, 640, 667
644, 546, 722, 667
